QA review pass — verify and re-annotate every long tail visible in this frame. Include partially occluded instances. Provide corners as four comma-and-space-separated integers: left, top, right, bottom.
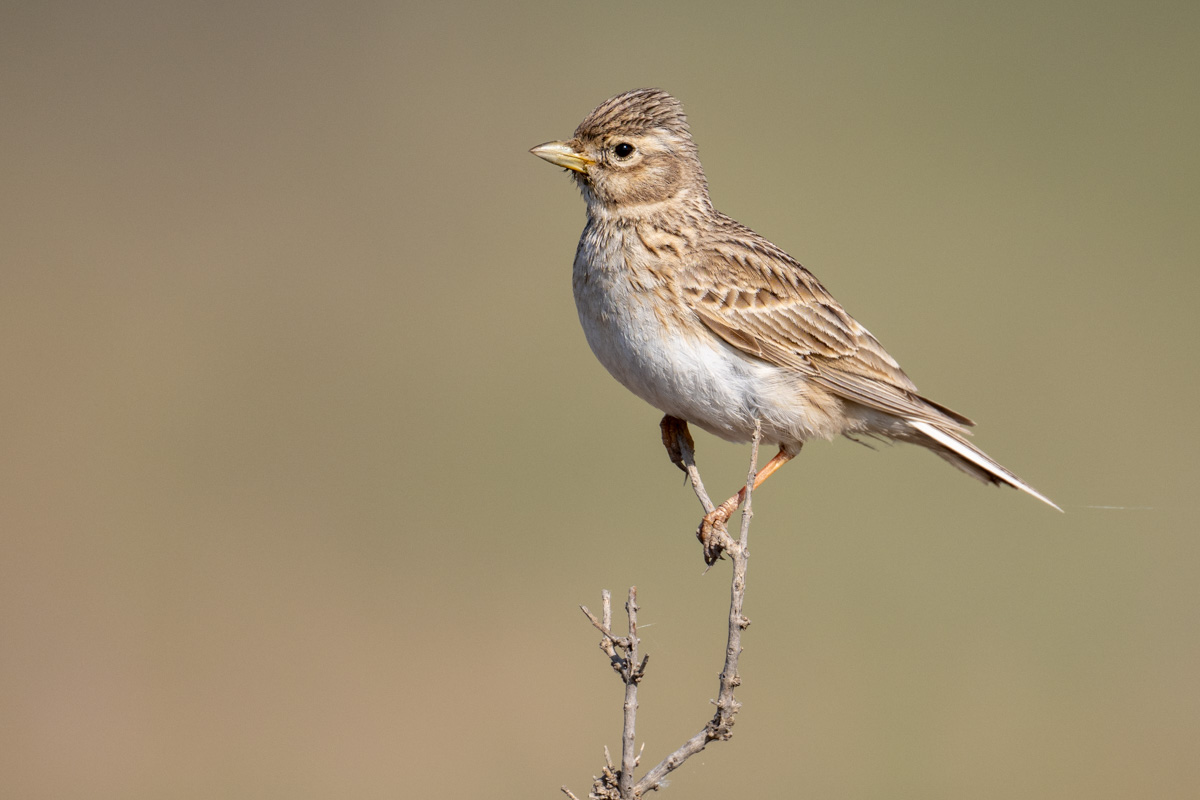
909, 420, 1061, 512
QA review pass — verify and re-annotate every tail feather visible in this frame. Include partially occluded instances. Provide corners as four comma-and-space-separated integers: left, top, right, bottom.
909, 420, 1061, 512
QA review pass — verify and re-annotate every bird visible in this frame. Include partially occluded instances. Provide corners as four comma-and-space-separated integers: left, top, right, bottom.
530, 88, 1058, 554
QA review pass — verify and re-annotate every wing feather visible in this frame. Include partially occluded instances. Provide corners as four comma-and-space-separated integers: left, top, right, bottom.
685, 218, 975, 429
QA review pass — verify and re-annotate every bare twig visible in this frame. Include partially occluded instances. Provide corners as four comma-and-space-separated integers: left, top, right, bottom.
564, 421, 763, 799
635, 420, 760, 794
619, 588, 640, 798
674, 422, 716, 515
573, 587, 648, 799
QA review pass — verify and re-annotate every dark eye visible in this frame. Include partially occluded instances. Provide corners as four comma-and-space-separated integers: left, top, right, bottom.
613, 142, 635, 159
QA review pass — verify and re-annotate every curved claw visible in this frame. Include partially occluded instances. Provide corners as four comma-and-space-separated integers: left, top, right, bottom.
696, 499, 739, 565
695, 518, 725, 565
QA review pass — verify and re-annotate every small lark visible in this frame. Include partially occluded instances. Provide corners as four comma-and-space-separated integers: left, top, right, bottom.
532, 89, 1058, 548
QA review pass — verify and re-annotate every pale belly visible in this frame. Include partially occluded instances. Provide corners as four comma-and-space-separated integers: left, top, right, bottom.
573, 267, 840, 446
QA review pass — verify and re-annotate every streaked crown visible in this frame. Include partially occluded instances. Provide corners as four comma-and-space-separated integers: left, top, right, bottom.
574, 88, 693, 144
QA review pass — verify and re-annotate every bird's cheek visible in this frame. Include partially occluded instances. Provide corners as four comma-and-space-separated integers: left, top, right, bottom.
655, 159, 682, 192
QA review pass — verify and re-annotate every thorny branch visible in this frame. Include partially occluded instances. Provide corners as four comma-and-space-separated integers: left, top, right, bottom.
563, 421, 762, 800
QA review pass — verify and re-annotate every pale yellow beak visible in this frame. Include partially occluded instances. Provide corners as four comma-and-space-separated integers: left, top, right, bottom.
530, 140, 593, 174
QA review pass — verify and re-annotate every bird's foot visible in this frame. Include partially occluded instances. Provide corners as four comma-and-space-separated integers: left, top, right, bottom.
696, 495, 741, 565
659, 415, 694, 473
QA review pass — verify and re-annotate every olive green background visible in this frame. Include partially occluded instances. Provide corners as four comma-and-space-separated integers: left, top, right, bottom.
2, 2, 1197, 798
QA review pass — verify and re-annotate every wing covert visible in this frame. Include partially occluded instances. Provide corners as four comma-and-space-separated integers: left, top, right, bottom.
684, 227, 974, 428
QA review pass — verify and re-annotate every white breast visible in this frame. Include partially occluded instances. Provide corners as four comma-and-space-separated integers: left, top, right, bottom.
571, 224, 830, 445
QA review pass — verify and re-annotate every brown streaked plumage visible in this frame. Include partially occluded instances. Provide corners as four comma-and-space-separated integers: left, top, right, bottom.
531, 88, 1058, 550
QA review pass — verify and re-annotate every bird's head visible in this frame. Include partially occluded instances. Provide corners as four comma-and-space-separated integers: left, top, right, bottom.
531, 88, 710, 214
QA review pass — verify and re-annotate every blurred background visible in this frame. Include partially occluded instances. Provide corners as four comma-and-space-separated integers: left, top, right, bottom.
2, 1, 1197, 798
